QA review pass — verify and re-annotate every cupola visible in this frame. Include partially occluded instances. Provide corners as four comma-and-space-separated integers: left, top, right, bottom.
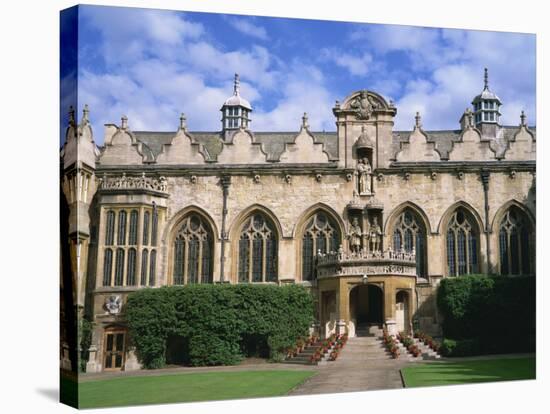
472, 68, 502, 126
221, 73, 252, 132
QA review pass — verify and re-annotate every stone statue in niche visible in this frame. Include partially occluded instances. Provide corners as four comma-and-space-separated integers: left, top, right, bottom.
348, 217, 362, 253
350, 90, 377, 120
356, 158, 372, 195
369, 216, 382, 252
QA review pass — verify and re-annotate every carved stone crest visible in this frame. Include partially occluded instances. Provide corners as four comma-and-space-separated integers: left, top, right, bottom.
105, 295, 122, 315
350, 90, 378, 120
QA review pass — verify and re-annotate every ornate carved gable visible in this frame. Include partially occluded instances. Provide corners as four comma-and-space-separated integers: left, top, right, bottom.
155, 130, 208, 164
335, 90, 396, 119
448, 126, 496, 161
216, 129, 268, 164
395, 128, 440, 162
62, 106, 100, 169
99, 122, 146, 165
502, 126, 536, 161
279, 129, 330, 163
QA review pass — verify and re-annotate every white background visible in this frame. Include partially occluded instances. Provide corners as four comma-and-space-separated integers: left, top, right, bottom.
0, 0, 547, 413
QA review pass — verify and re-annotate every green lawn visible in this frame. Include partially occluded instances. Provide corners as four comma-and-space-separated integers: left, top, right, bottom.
78, 370, 315, 408
401, 357, 535, 388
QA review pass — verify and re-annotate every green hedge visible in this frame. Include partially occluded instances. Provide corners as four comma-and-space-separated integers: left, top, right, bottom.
437, 275, 535, 355
126, 284, 314, 368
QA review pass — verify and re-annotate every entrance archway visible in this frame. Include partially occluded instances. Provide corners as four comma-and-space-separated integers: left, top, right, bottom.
395, 290, 411, 334
350, 284, 384, 334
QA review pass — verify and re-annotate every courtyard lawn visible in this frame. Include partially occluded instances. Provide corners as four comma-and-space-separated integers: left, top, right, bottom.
78, 369, 315, 408
401, 356, 535, 388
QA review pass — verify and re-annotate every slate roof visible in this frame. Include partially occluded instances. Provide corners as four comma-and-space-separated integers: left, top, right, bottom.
392, 126, 536, 160
132, 130, 339, 162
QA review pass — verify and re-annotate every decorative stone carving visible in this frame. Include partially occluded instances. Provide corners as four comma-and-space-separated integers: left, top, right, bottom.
347, 217, 363, 253
369, 217, 382, 252
509, 170, 517, 179
346, 172, 353, 182
349, 90, 379, 120
190, 175, 197, 184
284, 174, 292, 184
376, 172, 384, 182
404, 171, 411, 181
104, 295, 122, 315
99, 173, 168, 193
315, 173, 323, 182
457, 171, 464, 180
253, 174, 261, 184
430, 171, 437, 180
356, 157, 372, 194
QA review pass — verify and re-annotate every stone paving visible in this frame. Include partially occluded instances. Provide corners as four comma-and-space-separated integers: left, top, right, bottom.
288, 334, 410, 395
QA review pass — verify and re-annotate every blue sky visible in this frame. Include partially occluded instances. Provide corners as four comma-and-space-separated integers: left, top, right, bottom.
62, 5, 536, 144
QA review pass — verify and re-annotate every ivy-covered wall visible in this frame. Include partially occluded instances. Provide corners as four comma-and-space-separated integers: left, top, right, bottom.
126, 284, 314, 368
437, 275, 535, 355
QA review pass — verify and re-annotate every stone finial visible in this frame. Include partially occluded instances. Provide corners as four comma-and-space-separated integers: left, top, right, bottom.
335, 100, 341, 109
233, 73, 240, 95
484, 67, 489, 90
121, 115, 128, 130
179, 113, 187, 130
82, 104, 90, 123
302, 112, 309, 129
68, 105, 75, 126
415, 111, 422, 129
466, 107, 473, 127
520, 110, 527, 127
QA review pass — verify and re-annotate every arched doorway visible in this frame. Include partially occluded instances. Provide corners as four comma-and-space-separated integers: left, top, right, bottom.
350, 284, 384, 334
395, 290, 411, 334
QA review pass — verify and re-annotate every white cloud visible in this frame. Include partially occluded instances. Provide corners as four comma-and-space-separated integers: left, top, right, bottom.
226, 17, 269, 40
321, 48, 373, 76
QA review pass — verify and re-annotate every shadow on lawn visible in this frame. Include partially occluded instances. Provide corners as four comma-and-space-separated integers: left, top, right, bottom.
403, 358, 536, 387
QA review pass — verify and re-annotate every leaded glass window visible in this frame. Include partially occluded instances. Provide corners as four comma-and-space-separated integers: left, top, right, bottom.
103, 248, 113, 286
446, 208, 479, 276
301, 212, 341, 281
105, 210, 115, 245
392, 210, 427, 277
149, 249, 156, 286
117, 211, 127, 245
499, 207, 531, 275
114, 248, 125, 286
151, 207, 158, 246
141, 249, 148, 286
143, 211, 150, 245
127, 248, 136, 286
128, 210, 138, 245
172, 214, 214, 284
238, 213, 278, 283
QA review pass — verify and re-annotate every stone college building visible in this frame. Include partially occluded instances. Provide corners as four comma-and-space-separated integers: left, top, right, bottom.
60, 70, 536, 372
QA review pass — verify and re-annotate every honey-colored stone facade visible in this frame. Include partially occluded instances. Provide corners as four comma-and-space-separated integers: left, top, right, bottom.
61, 83, 536, 373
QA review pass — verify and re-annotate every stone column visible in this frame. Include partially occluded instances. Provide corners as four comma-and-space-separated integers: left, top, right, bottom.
384, 282, 397, 335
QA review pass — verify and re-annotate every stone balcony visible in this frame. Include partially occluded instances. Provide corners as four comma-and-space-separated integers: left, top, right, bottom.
316, 249, 417, 278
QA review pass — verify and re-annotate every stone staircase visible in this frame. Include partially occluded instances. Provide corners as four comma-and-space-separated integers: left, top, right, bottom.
412, 338, 441, 360
284, 340, 325, 365
337, 324, 393, 362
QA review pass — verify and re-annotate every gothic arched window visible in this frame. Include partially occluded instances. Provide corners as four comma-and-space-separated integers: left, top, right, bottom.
238, 213, 278, 283
127, 248, 137, 286
105, 210, 115, 245
117, 211, 127, 245
114, 248, 125, 286
392, 209, 427, 277
302, 212, 341, 281
103, 248, 113, 286
446, 208, 479, 276
140, 249, 148, 286
149, 250, 156, 286
128, 210, 138, 245
499, 207, 531, 275
172, 214, 214, 284
143, 211, 150, 245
